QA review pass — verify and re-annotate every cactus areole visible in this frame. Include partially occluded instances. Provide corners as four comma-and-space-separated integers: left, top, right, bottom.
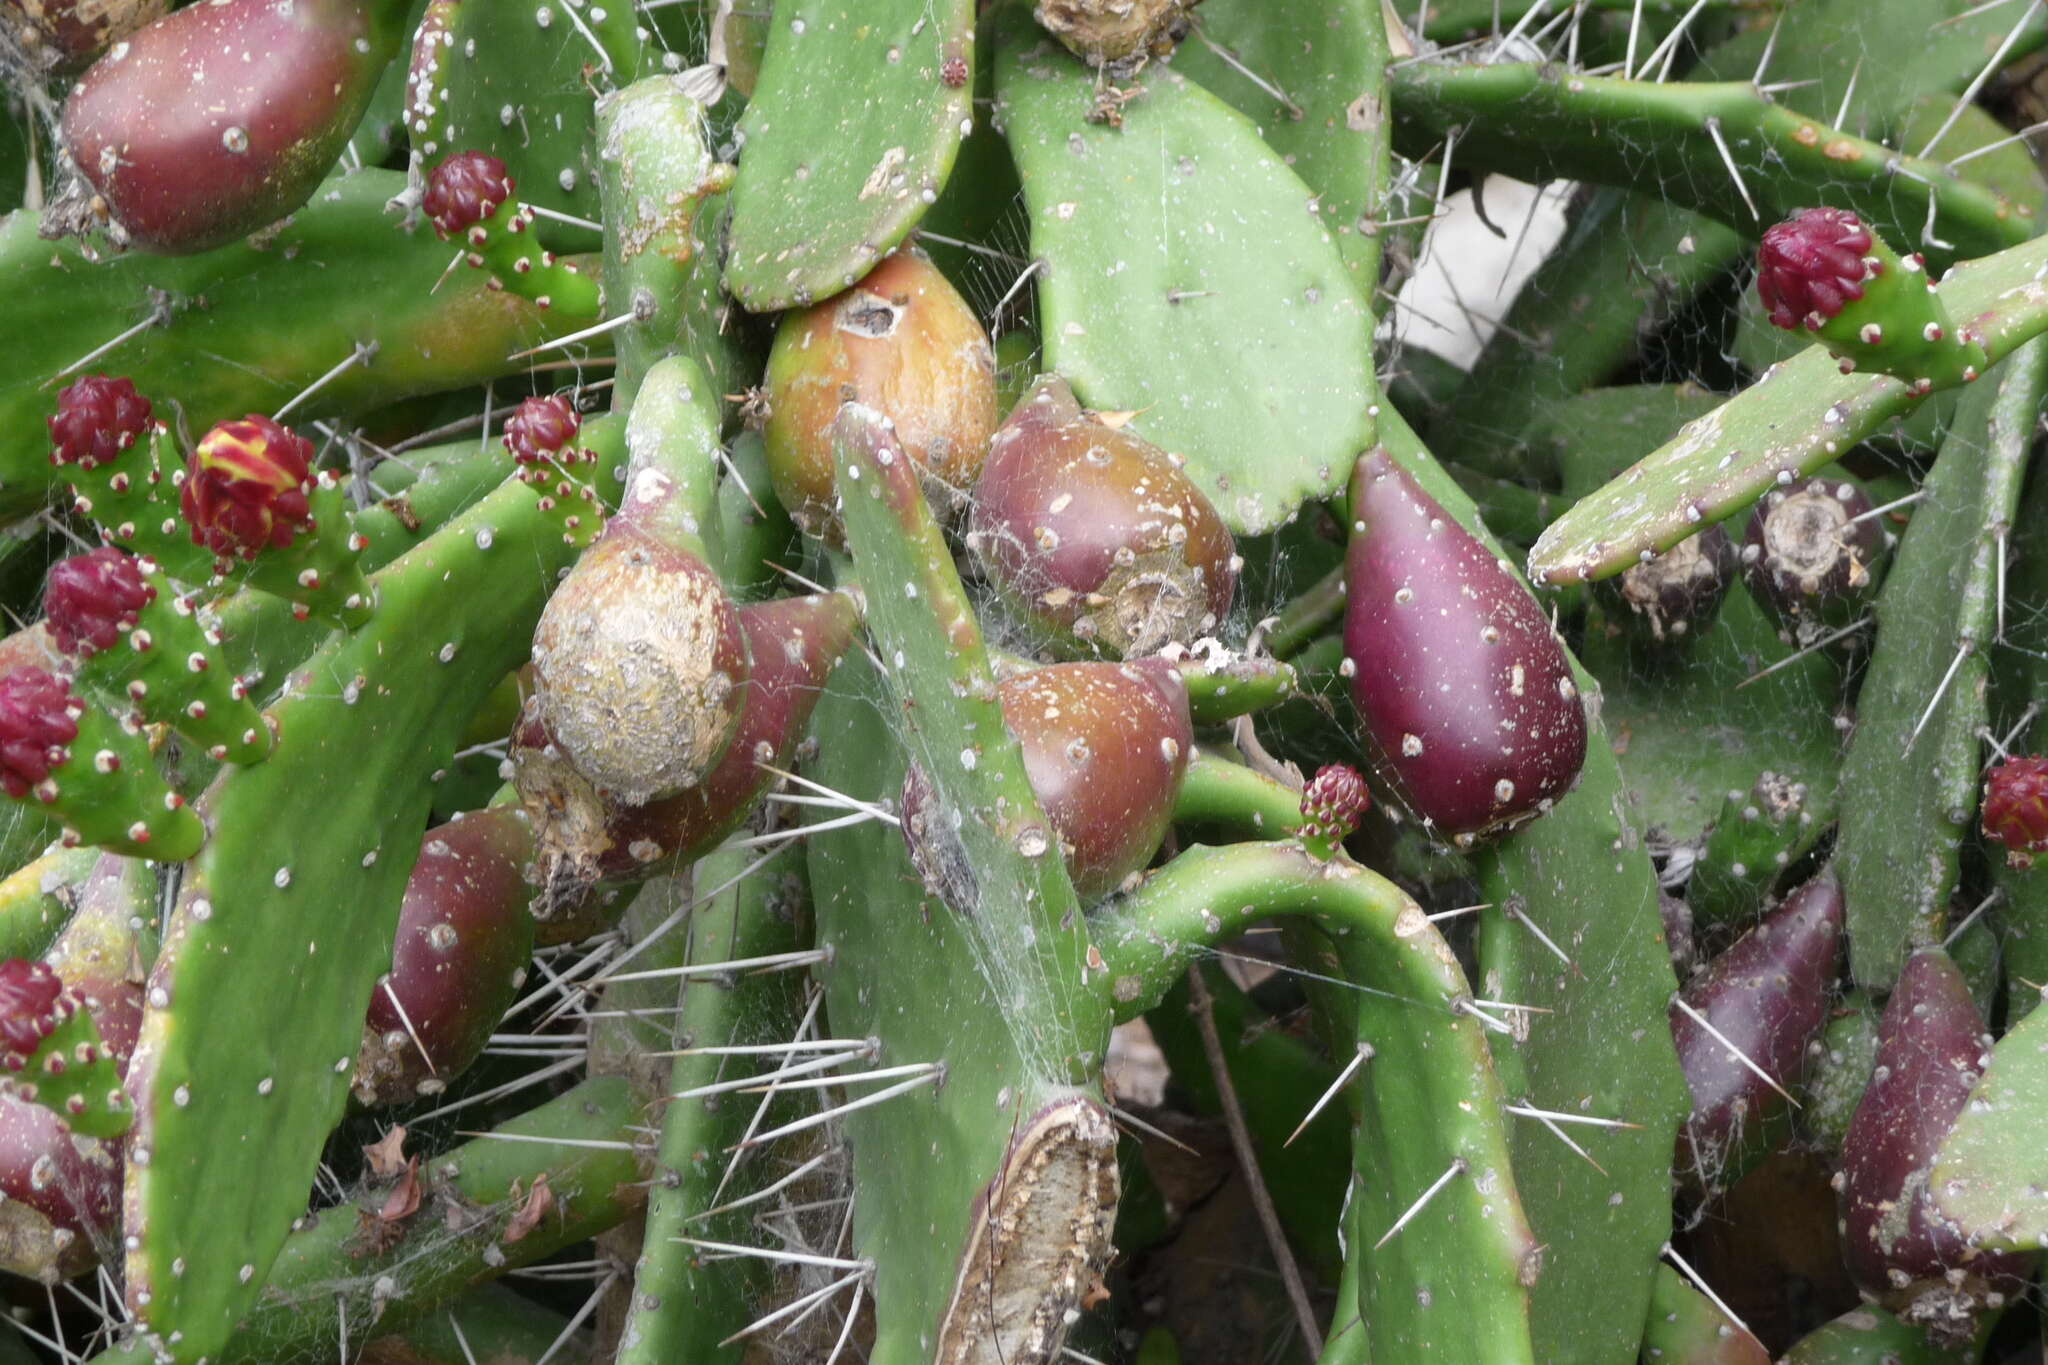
1342, 449, 1586, 840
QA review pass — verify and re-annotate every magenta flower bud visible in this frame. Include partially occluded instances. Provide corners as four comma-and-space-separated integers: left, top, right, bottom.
422, 150, 516, 240
45, 548, 153, 658
0, 960, 63, 1057
48, 374, 153, 472
1983, 755, 2048, 867
0, 669, 80, 800
1756, 207, 1875, 331
1300, 763, 1368, 850
503, 395, 581, 467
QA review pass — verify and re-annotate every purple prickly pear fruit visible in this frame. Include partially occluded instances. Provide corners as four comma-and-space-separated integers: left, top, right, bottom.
1756, 208, 1985, 392
966, 374, 1238, 658
525, 523, 748, 809
1299, 763, 1367, 861
902, 659, 1192, 901
1837, 948, 2031, 1334
1341, 448, 1586, 842
1, 0, 167, 73
1608, 524, 1738, 644
55, 0, 403, 253
1980, 755, 2048, 867
47, 374, 153, 473
1671, 876, 1842, 1200
569, 591, 860, 884
354, 809, 536, 1106
0, 669, 79, 802
422, 149, 516, 241
43, 548, 151, 658
1739, 475, 1887, 649
763, 250, 997, 543
180, 414, 314, 561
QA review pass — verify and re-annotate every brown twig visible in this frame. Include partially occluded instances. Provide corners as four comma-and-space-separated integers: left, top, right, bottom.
1184, 966, 1324, 1358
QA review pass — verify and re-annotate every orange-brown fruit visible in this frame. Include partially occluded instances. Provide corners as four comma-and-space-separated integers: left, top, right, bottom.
763, 250, 996, 544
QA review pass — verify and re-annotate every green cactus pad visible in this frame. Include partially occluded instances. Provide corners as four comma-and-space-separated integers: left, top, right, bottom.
1528, 230, 2048, 587
1930, 999, 2048, 1248
119, 427, 626, 1363
724, 0, 975, 311
994, 5, 1378, 536
3, 990, 131, 1139
1837, 337, 2046, 989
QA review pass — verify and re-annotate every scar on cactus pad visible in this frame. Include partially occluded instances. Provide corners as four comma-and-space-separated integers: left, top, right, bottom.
1756, 207, 1986, 392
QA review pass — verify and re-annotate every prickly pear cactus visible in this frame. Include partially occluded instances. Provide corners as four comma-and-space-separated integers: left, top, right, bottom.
8, 0, 2048, 1362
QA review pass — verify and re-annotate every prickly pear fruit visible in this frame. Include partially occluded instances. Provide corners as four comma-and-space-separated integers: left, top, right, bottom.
0, 959, 130, 1138
1837, 947, 2030, 1337
0, 666, 201, 859
1671, 876, 1842, 1200
522, 591, 858, 889
353, 809, 536, 1106
421, 151, 599, 315
0, 973, 137, 1282
1607, 523, 1738, 643
1981, 755, 2048, 867
1034, 0, 1197, 68
1, 0, 167, 73
44, 549, 273, 765
1739, 475, 1887, 649
1757, 207, 1986, 392
1298, 763, 1367, 862
1342, 448, 1587, 842
54, 0, 405, 252
763, 250, 996, 543
902, 659, 1192, 900
967, 374, 1238, 658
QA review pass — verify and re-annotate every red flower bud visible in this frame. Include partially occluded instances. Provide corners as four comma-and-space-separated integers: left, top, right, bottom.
48, 375, 153, 471
44, 548, 153, 658
1983, 755, 2048, 865
0, 961, 63, 1057
1301, 763, 1368, 845
503, 395, 580, 466
0, 669, 80, 800
423, 150, 516, 240
180, 415, 315, 560
1757, 207, 1875, 331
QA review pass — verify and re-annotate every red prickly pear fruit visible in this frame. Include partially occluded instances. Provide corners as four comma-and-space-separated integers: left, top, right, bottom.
1299, 763, 1367, 859
180, 414, 315, 561
1606, 524, 1738, 644
1980, 755, 2048, 867
43, 548, 152, 659
1740, 476, 1887, 648
967, 374, 1238, 658
1837, 948, 2031, 1332
902, 659, 1192, 901
55, 0, 403, 253
1670, 876, 1842, 1200
526, 524, 749, 807
354, 809, 536, 1106
763, 250, 996, 543
1, 0, 167, 73
1341, 448, 1586, 842
422, 150, 516, 240
47, 374, 153, 472
0, 668, 79, 801
569, 591, 860, 885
